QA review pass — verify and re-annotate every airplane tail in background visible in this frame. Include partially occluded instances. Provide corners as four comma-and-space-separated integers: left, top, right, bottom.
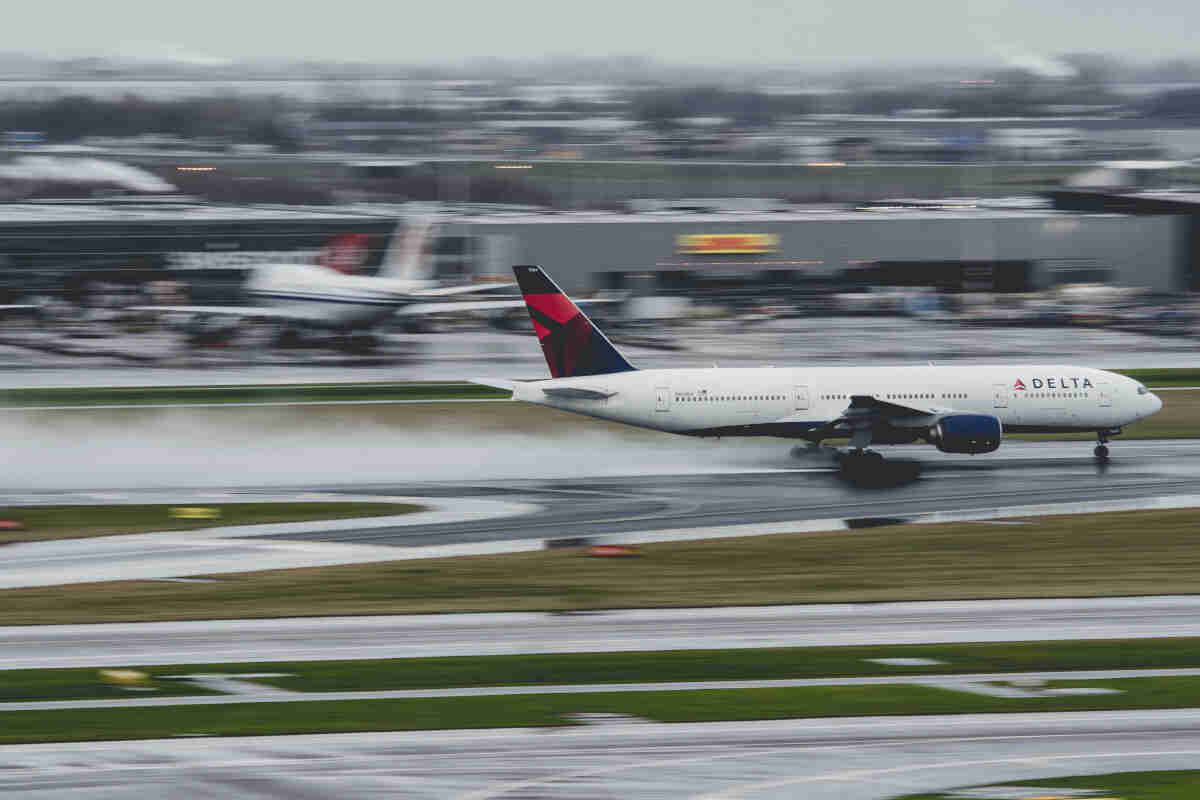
514, 265, 636, 378
378, 213, 437, 281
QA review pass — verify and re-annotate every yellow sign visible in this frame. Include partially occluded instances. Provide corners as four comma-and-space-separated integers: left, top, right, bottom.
676, 233, 779, 255
170, 507, 222, 520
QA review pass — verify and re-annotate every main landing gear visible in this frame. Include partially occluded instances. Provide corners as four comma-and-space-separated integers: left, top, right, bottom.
836, 449, 884, 467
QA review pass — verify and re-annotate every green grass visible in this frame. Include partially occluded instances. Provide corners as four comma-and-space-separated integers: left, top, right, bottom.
13, 637, 1200, 701
0, 502, 422, 545
0, 668, 221, 702
206, 638, 1200, 693
2, 508, 1200, 624
1119, 369, 1200, 388
14, 676, 1200, 744
0, 382, 509, 408
898, 770, 1200, 799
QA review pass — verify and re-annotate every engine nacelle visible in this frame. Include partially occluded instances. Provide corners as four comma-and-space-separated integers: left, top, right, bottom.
930, 414, 1002, 454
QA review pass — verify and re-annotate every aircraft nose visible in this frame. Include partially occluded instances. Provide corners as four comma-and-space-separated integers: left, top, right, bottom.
1150, 393, 1163, 415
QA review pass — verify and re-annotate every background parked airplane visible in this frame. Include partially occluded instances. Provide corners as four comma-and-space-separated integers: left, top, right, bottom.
134, 215, 520, 351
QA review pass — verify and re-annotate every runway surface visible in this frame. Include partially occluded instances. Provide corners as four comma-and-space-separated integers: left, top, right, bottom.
258, 439, 1200, 546
4, 439, 1200, 587
5, 710, 1200, 799
6, 595, 1200, 669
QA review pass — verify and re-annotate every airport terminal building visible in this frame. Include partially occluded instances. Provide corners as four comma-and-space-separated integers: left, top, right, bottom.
451, 206, 1180, 295
0, 199, 1185, 303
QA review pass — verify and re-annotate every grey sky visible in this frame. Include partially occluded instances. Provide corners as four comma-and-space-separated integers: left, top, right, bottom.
4, 0, 1197, 67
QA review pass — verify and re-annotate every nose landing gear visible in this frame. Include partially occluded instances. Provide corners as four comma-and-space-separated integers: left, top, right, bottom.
1094, 429, 1120, 462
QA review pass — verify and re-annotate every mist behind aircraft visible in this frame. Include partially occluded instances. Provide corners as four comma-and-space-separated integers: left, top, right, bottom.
0, 407, 797, 490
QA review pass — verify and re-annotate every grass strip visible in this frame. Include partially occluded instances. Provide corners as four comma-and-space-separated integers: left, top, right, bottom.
0, 668, 221, 702
9, 637, 1200, 702
213, 638, 1200, 693
0, 382, 509, 407
1117, 369, 1200, 388
13, 678, 1200, 744
0, 502, 422, 545
898, 769, 1200, 799
2, 508, 1200, 624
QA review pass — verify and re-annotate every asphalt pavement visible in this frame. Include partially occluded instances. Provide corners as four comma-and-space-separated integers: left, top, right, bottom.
4, 710, 1200, 799
7, 595, 1200, 669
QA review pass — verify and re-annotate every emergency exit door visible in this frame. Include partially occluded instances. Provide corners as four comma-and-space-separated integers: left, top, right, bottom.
655, 386, 671, 412
794, 385, 810, 411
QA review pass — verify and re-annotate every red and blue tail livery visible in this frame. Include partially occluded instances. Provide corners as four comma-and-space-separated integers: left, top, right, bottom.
514, 265, 635, 378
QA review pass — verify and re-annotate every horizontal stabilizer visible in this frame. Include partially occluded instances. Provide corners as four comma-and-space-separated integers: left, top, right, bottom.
540, 386, 617, 400
469, 377, 518, 392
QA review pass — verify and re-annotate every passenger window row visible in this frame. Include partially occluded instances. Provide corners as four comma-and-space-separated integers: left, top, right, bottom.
675, 395, 786, 402
1025, 392, 1088, 399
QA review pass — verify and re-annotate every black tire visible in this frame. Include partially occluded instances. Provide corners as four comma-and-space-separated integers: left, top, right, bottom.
1094, 444, 1110, 460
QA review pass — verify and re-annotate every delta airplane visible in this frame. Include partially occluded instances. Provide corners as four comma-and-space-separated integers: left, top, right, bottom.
477, 266, 1163, 466
135, 217, 519, 349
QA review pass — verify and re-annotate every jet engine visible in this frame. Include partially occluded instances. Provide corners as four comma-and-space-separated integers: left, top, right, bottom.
929, 414, 1002, 454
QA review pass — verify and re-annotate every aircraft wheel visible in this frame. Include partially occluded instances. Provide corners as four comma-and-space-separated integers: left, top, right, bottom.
1094, 444, 1110, 461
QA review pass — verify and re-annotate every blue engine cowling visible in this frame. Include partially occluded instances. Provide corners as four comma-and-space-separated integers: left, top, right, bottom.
930, 414, 1002, 454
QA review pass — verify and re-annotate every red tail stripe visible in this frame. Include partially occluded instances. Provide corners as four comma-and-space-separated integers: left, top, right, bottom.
523, 292, 580, 325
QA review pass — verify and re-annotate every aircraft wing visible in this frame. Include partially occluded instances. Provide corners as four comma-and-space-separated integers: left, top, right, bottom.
810, 394, 949, 443
410, 282, 516, 297
129, 305, 327, 323
395, 297, 619, 317
847, 394, 945, 421
394, 299, 531, 316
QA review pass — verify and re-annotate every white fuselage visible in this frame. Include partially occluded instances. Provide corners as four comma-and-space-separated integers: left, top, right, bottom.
246, 264, 437, 330
511, 365, 1162, 442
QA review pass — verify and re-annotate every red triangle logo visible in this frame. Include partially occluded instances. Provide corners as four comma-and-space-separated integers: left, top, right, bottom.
1014, 378, 1027, 391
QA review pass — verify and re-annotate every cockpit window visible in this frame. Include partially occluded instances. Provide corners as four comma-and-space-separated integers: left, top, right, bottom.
1137, 383, 1150, 395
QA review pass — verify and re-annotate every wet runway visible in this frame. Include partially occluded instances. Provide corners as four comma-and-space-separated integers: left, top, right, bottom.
5, 440, 1200, 589
5, 710, 1200, 799
260, 439, 1200, 547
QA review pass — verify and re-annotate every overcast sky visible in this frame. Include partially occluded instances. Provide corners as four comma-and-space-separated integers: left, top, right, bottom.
3, 0, 1196, 68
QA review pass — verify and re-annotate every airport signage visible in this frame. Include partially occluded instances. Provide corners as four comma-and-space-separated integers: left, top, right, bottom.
676, 233, 779, 255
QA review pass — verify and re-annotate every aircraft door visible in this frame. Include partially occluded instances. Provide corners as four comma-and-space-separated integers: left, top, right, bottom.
993, 383, 1008, 408
655, 385, 671, 412
1098, 383, 1112, 407
794, 385, 810, 411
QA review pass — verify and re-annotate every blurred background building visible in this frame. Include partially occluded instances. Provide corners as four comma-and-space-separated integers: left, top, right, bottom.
3, 52, 1200, 356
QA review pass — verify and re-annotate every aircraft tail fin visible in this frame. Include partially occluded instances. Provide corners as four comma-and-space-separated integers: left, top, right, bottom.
379, 212, 436, 281
514, 265, 635, 379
